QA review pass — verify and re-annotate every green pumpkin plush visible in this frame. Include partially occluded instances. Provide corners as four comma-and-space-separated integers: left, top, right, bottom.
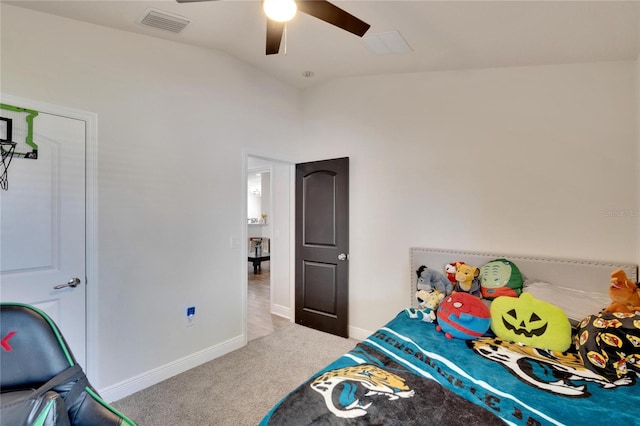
490, 293, 572, 352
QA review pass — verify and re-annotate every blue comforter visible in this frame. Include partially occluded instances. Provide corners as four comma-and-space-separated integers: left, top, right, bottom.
261, 312, 638, 425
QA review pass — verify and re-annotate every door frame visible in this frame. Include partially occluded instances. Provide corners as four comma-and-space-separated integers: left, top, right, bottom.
1, 93, 98, 380
242, 149, 296, 341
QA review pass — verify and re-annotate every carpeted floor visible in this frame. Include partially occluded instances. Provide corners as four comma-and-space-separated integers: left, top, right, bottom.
111, 323, 357, 425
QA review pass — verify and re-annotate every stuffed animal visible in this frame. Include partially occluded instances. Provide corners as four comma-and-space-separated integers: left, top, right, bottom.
436, 292, 491, 339
444, 262, 464, 285
479, 258, 523, 299
405, 289, 445, 323
416, 265, 453, 295
490, 293, 572, 352
453, 262, 481, 297
602, 269, 640, 314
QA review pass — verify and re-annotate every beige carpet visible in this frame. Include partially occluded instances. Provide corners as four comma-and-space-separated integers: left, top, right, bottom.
112, 323, 358, 426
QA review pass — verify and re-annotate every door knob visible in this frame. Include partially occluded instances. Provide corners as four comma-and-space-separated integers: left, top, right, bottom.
54, 278, 81, 290
337, 253, 349, 261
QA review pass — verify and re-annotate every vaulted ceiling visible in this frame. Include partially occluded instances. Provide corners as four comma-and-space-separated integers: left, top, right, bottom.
7, 1, 639, 88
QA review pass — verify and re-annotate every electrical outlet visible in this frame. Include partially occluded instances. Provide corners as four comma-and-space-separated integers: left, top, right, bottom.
186, 306, 196, 326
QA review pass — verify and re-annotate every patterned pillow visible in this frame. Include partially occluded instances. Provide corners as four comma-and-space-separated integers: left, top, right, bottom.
575, 312, 640, 382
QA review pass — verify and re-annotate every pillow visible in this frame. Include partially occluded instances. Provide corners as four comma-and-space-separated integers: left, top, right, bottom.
479, 258, 523, 299
490, 292, 572, 352
576, 312, 640, 382
436, 292, 491, 340
523, 280, 610, 323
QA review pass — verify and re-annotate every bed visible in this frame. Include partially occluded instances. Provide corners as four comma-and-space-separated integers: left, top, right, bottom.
260, 248, 640, 425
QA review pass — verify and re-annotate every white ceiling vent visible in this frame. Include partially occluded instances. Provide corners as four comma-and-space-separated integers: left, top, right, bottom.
363, 31, 412, 55
138, 9, 191, 33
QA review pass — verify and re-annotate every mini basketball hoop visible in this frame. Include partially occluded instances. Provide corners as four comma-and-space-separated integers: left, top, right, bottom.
0, 103, 39, 190
0, 140, 16, 190
0, 104, 38, 159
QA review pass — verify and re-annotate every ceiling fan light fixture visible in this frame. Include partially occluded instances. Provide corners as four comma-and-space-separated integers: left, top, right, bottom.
263, 0, 297, 23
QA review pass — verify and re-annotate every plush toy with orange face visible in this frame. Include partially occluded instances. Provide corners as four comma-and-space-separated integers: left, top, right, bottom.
603, 269, 640, 314
453, 263, 481, 297
490, 293, 571, 352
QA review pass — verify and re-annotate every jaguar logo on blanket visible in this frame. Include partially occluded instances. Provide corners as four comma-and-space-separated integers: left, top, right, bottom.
468, 338, 634, 397
310, 364, 415, 418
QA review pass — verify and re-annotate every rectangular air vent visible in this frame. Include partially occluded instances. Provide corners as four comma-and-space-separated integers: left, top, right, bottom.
138, 8, 190, 33
363, 31, 412, 55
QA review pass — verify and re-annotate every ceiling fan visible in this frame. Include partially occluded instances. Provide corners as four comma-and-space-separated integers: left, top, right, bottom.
176, 0, 371, 55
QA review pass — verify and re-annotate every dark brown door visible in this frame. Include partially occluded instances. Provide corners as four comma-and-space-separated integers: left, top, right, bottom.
295, 157, 349, 337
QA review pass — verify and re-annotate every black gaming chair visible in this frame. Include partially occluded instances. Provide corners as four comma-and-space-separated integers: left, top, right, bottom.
0, 303, 136, 426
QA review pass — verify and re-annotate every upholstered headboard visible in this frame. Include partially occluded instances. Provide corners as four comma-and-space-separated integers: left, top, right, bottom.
410, 248, 638, 315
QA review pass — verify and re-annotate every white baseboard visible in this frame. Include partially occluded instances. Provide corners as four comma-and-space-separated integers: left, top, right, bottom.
348, 325, 373, 341
271, 303, 290, 319
99, 334, 245, 403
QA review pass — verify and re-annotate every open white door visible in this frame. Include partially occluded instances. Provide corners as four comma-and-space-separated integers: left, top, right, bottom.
0, 111, 87, 366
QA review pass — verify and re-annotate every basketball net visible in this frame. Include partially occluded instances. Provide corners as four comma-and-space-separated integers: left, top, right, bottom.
0, 141, 16, 190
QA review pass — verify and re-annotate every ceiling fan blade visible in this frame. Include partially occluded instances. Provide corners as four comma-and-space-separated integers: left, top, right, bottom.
176, 0, 219, 3
296, 0, 370, 37
266, 19, 285, 55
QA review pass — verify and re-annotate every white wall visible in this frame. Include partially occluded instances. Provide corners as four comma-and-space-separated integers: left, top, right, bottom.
247, 196, 261, 222
246, 172, 269, 225
260, 172, 271, 231
1, 4, 301, 393
300, 62, 639, 331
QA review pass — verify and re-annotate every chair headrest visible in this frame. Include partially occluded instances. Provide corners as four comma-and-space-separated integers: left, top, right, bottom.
1, 304, 76, 390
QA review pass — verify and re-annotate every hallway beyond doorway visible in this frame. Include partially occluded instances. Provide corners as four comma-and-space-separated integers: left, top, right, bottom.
247, 263, 289, 341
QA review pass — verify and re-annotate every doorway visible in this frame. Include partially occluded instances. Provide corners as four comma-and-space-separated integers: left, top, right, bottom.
246, 155, 293, 340
243, 154, 350, 340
